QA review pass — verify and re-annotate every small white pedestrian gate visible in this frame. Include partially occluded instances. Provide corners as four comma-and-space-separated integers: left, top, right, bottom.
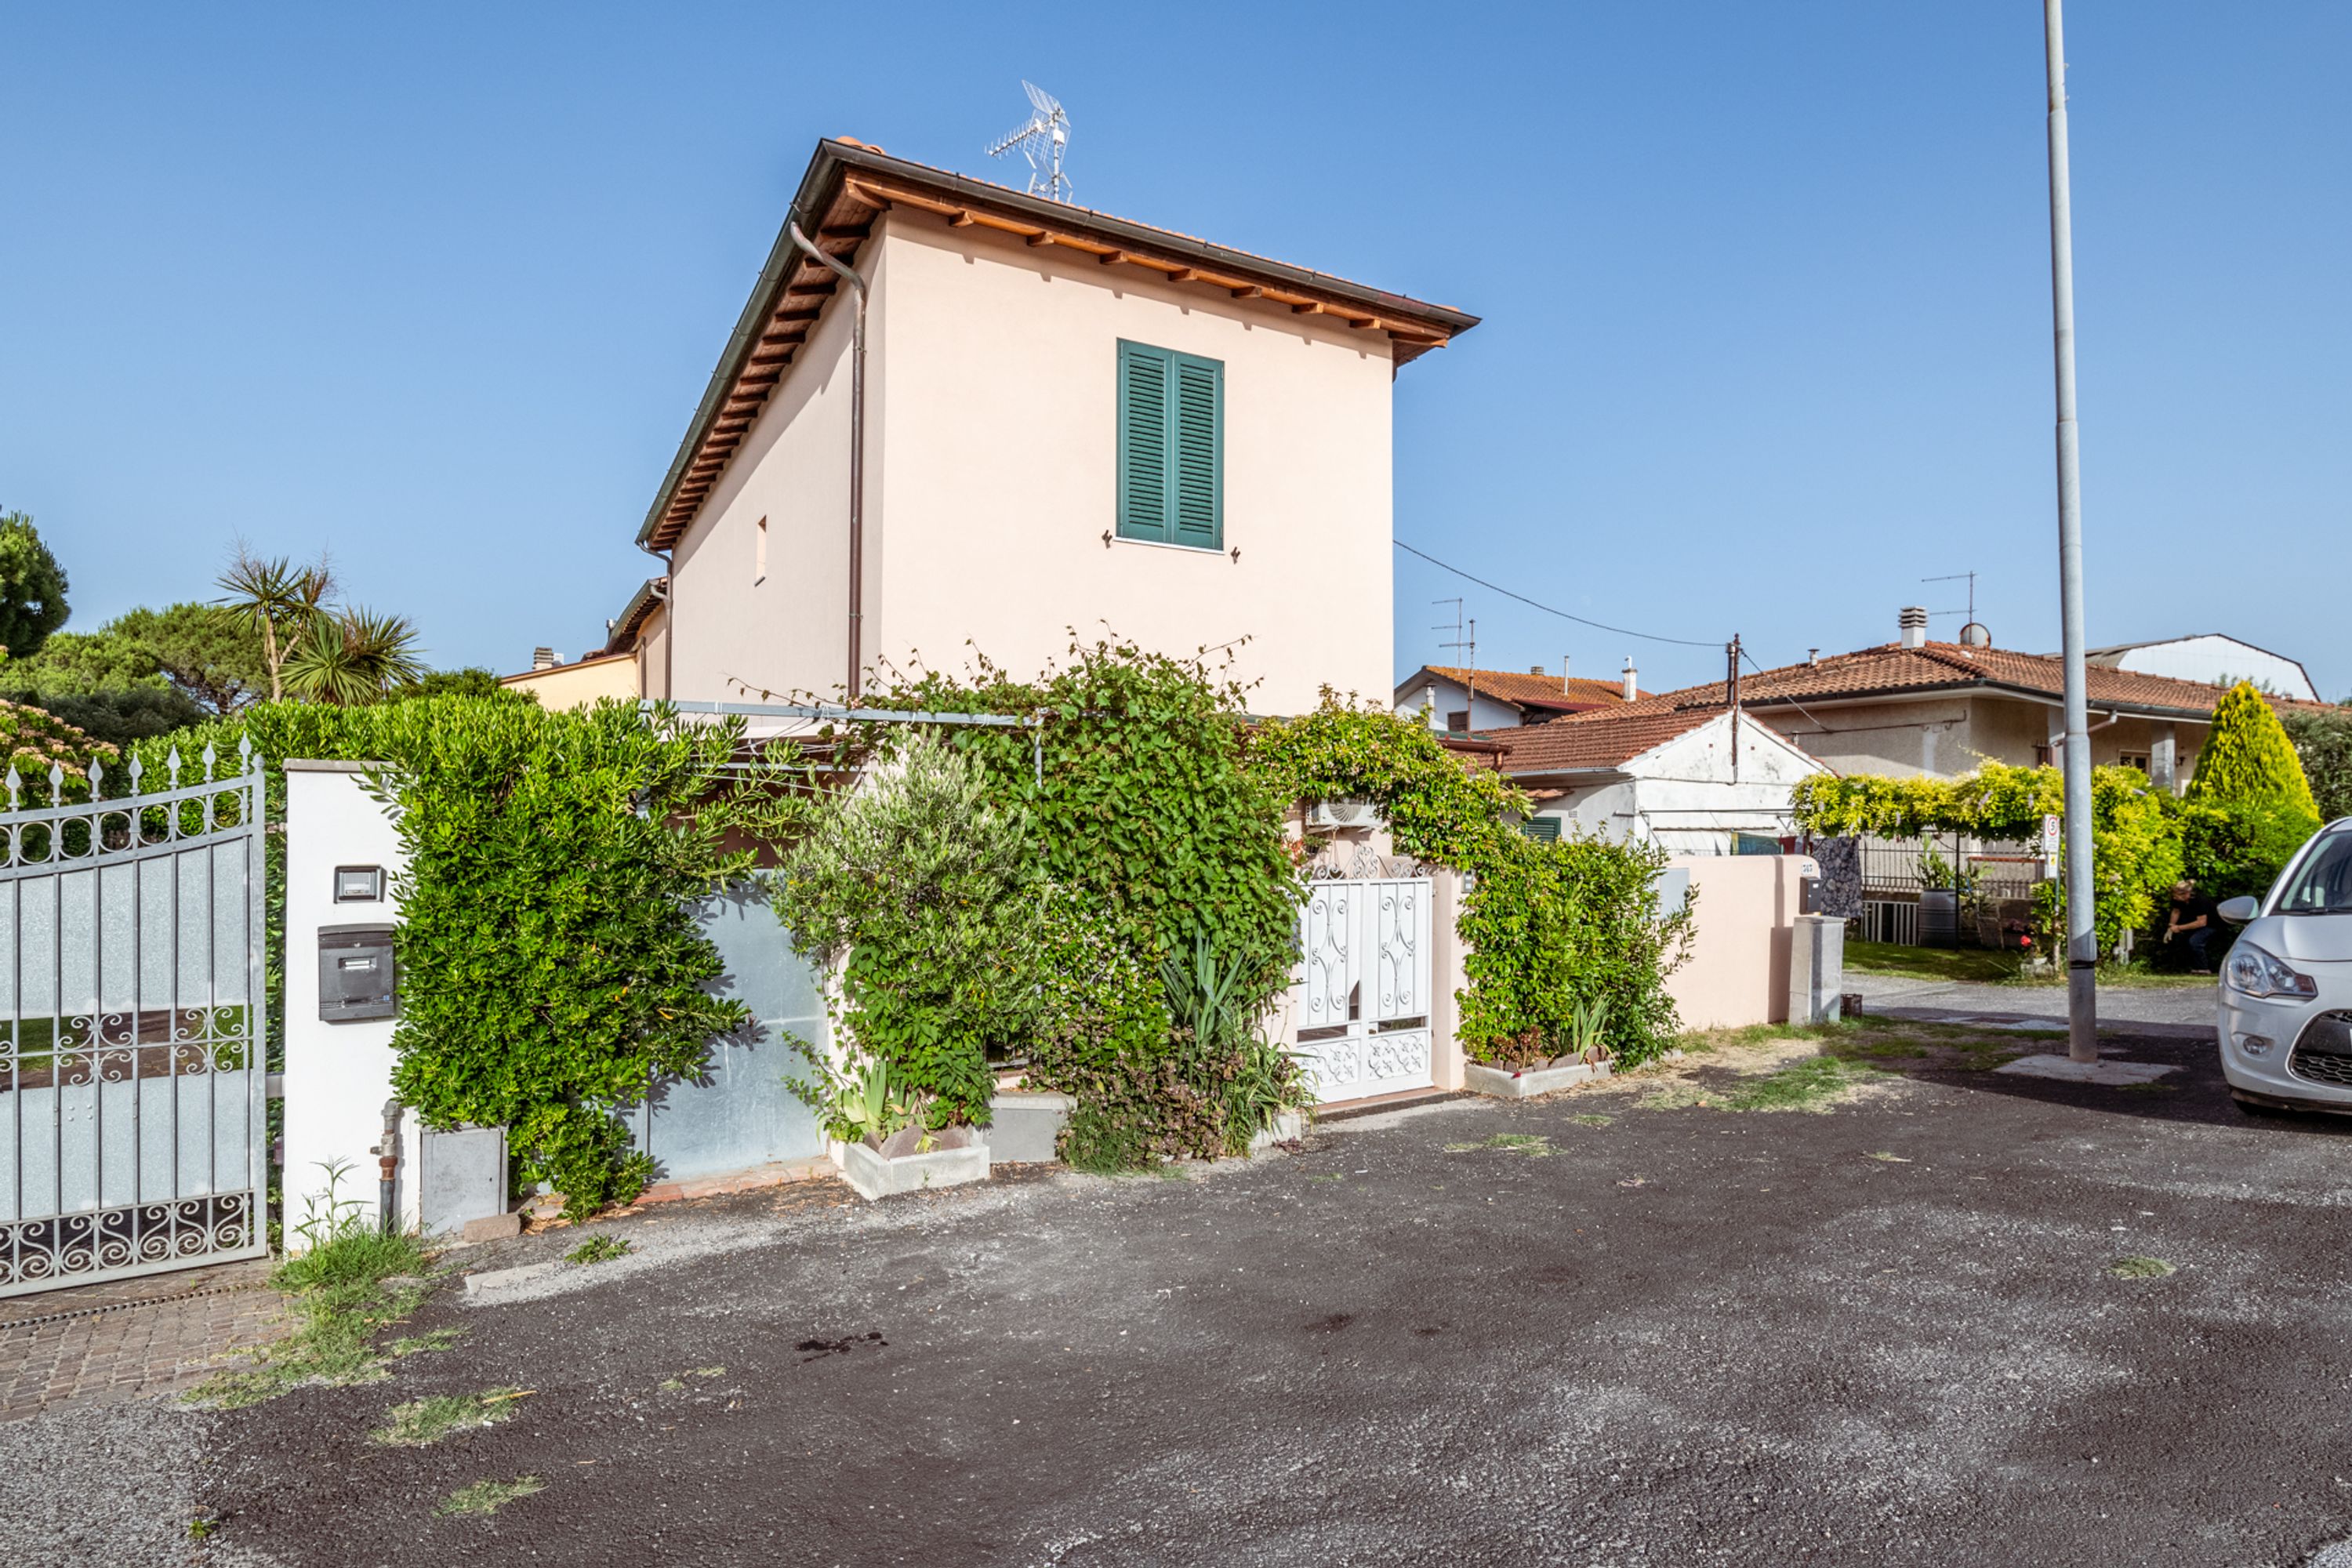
1292, 877, 1434, 1105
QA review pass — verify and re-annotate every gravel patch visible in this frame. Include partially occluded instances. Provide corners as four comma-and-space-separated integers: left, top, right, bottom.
0, 1394, 278, 1567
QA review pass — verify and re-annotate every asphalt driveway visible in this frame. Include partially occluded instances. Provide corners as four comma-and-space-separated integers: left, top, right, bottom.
13, 1019, 2352, 1567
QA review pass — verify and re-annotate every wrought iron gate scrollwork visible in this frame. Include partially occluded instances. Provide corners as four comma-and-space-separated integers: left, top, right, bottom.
1292, 875, 1434, 1105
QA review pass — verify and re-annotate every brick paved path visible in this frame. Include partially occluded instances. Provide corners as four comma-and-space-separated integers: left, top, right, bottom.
0, 1261, 288, 1421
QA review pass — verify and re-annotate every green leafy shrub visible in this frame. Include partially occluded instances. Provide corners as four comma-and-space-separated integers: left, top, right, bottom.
2284, 705, 2352, 824
791, 641, 1304, 1164
773, 734, 1045, 1127
365, 699, 755, 1214
846, 638, 1302, 1008
1045, 935, 1303, 1169
0, 695, 113, 802
1795, 760, 2187, 956
128, 699, 763, 1216
1455, 827, 1694, 1067
1, 684, 204, 747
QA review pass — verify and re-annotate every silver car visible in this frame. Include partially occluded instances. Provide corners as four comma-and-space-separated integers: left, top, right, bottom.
2219, 818, 2352, 1115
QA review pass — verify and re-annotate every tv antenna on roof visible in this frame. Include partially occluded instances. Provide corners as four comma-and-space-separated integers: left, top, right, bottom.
988, 81, 1072, 202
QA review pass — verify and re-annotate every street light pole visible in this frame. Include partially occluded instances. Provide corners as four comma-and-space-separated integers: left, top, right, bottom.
2043, 0, 2099, 1062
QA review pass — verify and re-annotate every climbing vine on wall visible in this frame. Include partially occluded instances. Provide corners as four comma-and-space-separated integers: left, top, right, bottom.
127, 699, 772, 1216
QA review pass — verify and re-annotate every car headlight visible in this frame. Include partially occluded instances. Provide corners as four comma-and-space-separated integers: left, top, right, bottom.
2223, 942, 2318, 1000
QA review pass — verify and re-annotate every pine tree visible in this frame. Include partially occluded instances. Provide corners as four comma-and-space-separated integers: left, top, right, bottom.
0, 511, 70, 662
2187, 681, 2319, 815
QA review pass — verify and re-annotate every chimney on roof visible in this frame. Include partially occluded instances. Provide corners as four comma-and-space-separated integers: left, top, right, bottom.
1808, 648, 1820, 666
1899, 606, 1929, 650
1561, 655, 1572, 695
1621, 658, 1639, 702
1529, 663, 1544, 677
532, 647, 557, 671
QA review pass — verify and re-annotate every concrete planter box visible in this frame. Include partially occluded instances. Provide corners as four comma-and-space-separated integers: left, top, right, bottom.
839, 1135, 990, 1201
1465, 1059, 1613, 1100
984, 1091, 1073, 1164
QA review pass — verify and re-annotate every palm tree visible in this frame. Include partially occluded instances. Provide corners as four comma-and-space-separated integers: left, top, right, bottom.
283, 607, 427, 706
216, 544, 332, 702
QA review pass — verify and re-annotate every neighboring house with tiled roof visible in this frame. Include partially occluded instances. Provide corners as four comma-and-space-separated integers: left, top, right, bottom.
1616, 608, 2318, 792
616, 136, 1475, 717
1392, 662, 1645, 735
1492, 703, 1827, 856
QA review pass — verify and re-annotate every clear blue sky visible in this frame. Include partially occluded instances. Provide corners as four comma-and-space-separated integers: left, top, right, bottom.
5, 3, 2345, 699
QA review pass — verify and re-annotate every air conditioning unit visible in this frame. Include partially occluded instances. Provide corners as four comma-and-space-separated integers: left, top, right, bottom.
1305, 798, 1376, 832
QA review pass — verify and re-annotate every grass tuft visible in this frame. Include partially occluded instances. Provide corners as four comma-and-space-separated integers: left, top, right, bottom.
434, 1475, 546, 1518
1844, 939, 2216, 991
1444, 1132, 1552, 1156
188, 1219, 437, 1410
2109, 1255, 2176, 1279
1569, 1113, 1614, 1127
565, 1234, 631, 1265
375, 1387, 532, 1447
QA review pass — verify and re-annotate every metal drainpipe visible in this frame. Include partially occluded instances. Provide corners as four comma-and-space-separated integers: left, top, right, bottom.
633, 543, 673, 701
655, 561, 673, 702
374, 1099, 404, 1236
788, 220, 869, 702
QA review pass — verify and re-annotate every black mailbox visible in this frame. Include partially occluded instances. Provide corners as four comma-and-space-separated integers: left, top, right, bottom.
319, 924, 397, 1022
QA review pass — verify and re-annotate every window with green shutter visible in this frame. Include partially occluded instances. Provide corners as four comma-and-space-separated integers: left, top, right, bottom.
1519, 816, 1562, 843
1116, 339, 1222, 549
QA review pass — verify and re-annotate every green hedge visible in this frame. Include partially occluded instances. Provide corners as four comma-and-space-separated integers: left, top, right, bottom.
124, 699, 758, 1216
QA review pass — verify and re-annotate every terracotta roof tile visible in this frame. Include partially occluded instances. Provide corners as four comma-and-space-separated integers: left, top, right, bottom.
1415, 666, 1645, 713
1490, 705, 1729, 773
1624, 641, 2262, 720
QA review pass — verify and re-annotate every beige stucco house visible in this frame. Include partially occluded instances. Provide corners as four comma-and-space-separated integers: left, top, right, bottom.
626, 139, 1476, 717
498, 647, 640, 710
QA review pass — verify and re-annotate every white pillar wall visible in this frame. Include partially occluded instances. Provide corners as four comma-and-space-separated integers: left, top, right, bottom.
281, 762, 418, 1246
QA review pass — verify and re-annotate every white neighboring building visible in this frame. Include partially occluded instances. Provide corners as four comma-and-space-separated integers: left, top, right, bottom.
1391, 662, 1644, 735
2086, 635, 2319, 703
1494, 705, 1828, 855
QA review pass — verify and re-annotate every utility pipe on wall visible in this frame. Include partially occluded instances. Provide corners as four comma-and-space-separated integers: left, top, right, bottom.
788, 220, 871, 702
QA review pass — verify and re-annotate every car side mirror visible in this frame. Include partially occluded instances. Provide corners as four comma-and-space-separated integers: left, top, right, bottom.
2217, 896, 2259, 924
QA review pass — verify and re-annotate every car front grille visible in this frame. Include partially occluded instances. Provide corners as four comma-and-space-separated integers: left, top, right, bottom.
2288, 1014, 2352, 1088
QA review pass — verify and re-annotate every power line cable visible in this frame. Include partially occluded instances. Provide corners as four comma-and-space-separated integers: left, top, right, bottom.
1393, 539, 1720, 650
1740, 646, 1840, 736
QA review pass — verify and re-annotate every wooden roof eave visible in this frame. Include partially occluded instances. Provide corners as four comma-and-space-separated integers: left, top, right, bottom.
637, 179, 887, 553
837, 175, 1454, 354
637, 139, 1475, 554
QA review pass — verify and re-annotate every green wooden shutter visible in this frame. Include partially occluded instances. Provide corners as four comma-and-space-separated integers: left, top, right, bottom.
1117, 342, 1171, 543
1520, 816, 1562, 843
1171, 355, 1222, 548
1117, 341, 1221, 549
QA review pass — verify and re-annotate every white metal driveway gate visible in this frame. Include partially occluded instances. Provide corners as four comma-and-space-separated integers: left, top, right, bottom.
0, 746, 269, 1298
1293, 877, 1434, 1105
